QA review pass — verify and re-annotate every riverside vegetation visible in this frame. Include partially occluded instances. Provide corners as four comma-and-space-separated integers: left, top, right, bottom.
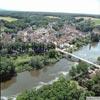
0, 42, 62, 82
17, 61, 100, 100
1, 33, 99, 82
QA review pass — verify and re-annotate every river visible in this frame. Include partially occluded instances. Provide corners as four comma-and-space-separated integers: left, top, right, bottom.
1, 42, 100, 97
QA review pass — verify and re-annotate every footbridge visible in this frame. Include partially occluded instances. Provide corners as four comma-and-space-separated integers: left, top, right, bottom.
56, 48, 100, 68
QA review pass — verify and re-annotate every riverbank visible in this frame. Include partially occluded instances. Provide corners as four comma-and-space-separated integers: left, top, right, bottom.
16, 55, 100, 100
97, 57, 100, 65
0, 51, 62, 84
1, 32, 99, 79
65, 34, 91, 53
1, 42, 100, 98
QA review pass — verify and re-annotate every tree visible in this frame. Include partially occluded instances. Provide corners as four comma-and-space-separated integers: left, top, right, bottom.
69, 62, 89, 78
92, 84, 100, 96
0, 59, 16, 82
76, 19, 94, 32
76, 62, 89, 73
97, 57, 100, 61
69, 66, 77, 77
30, 56, 43, 69
48, 49, 58, 58
91, 32, 100, 42
47, 43, 56, 50
84, 79, 95, 90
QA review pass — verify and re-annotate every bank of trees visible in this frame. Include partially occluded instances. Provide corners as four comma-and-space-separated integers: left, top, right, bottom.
97, 57, 100, 65
78, 71, 100, 96
0, 41, 59, 81
0, 42, 56, 56
76, 19, 94, 32
70, 36, 90, 49
69, 62, 100, 96
0, 14, 64, 34
97, 57, 100, 61
0, 59, 16, 82
16, 61, 100, 100
91, 32, 100, 42
29, 50, 61, 69
69, 62, 89, 77
17, 77, 94, 100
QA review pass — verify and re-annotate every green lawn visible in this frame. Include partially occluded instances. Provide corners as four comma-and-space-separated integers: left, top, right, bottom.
0, 16, 17, 22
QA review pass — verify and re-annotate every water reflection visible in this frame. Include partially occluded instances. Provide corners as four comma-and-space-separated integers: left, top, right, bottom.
30, 70, 40, 77
1, 77, 16, 90
73, 42, 100, 63
89, 42, 98, 49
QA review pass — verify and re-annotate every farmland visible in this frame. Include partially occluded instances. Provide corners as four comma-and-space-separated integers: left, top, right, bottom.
75, 16, 100, 26
93, 18, 100, 25
0, 16, 17, 22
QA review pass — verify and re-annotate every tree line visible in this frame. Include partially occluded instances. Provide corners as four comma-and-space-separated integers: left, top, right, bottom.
0, 42, 62, 82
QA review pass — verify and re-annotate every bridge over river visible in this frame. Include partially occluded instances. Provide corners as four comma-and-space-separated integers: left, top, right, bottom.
56, 48, 100, 68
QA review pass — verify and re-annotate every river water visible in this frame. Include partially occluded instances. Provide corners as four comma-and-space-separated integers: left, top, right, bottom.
1, 42, 100, 97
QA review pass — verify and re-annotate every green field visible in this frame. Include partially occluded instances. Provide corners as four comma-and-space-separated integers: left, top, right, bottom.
75, 17, 100, 26
0, 16, 17, 22
93, 18, 100, 26
45, 16, 60, 19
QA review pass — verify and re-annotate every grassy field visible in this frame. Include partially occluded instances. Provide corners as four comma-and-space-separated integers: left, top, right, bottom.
45, 16, 60, 19
0, 16, 17, 22
75, 16, 100, 26
93, 18, 100, 26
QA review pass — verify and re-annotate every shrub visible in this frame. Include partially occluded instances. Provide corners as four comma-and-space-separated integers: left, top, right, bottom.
30, 56, 44, 69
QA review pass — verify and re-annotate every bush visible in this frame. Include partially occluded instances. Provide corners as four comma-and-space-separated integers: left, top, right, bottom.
17, 78, 94, 100
76, 19, 94, 32
30, 56, 44, 69
0, 60, 16, 82
91, 33, 100, 42
48, 49, 59, 59
97, 57, 100, 61
69, 62, 89, 77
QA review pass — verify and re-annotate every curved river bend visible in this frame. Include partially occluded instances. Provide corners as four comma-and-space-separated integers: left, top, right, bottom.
1, 42, 100, 97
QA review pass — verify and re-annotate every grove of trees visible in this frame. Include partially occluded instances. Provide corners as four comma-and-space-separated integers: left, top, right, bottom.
0, 59, 16, 82
69, 62, 100, 96
76, 19, 95, 32
0, 41, 61, 82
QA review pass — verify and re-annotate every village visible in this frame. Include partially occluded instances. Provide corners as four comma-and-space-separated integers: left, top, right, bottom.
0, 11, 100, 100
0, 22, 88, 49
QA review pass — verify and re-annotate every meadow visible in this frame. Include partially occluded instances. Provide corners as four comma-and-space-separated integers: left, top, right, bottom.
0, 16, 17, 22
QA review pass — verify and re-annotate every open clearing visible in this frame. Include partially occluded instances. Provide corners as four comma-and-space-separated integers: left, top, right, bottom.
45, 16, 60, 19
93, 18, 100, 26
75, 17, 100, 26
0, 16, 17, 22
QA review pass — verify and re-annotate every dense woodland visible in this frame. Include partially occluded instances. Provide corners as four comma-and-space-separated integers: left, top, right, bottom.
0, 11, 99, 33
